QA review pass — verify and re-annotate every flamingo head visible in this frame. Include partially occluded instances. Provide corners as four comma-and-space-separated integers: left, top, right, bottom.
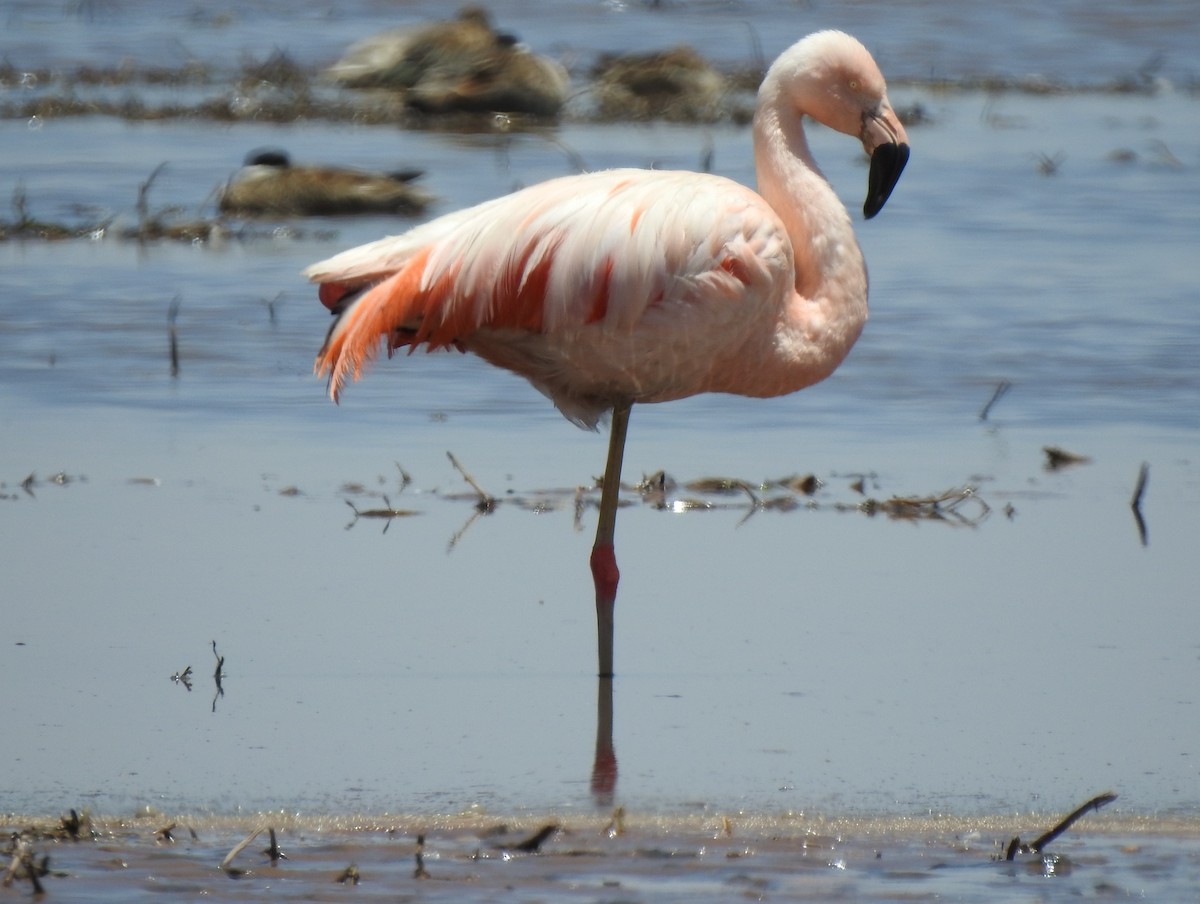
775, 31, 911, 218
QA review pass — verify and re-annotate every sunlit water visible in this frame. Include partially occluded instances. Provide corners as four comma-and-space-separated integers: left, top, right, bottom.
1, 2, 1198, 900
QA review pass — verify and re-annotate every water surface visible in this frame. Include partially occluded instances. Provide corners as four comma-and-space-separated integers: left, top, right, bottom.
2, 0, 1197, 851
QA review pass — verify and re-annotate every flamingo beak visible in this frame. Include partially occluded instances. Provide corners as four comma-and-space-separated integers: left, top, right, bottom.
861, 106, 910, 219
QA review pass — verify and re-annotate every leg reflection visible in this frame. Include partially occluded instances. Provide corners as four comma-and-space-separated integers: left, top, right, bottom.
591, 676, 617, 806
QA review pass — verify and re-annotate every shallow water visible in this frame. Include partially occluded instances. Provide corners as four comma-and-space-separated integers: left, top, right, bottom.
1, 5, 1198, 898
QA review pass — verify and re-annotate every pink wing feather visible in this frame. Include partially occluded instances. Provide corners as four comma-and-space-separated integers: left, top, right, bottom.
309, 168, 792, 403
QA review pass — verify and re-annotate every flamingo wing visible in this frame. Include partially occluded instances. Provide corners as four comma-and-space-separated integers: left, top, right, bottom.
308, 168, 794, 404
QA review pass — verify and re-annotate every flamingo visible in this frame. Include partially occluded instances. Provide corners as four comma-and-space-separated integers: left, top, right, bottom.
307, 30, 909, 678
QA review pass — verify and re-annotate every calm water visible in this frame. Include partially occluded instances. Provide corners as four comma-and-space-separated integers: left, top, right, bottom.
1, 4, 1198, 899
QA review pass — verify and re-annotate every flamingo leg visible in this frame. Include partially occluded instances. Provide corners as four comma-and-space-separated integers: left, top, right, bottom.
590, 401, 631, 678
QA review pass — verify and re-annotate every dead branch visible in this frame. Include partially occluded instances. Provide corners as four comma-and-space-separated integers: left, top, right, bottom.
1004, 791, 1117, 860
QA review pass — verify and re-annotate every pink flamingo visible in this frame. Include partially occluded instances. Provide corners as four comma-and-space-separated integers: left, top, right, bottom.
307, 30, 909, 678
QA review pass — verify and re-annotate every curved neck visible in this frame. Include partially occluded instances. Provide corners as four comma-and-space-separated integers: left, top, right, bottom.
751, 83, 869, 377
754, 90, 865, 297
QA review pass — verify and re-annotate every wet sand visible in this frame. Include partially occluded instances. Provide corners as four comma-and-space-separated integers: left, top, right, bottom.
5, 808, 1200, 902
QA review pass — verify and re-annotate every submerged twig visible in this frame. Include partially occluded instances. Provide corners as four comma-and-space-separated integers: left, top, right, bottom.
136, 161, 169, 235
1130, 462, 1149, 546
60, 809, 86, 840
413, 833, 430, 879
211, 640, 225, 711
167, 295, 181, 377
509, 823, 559, 853
263, 827, 287, 864
979, 380, 1012, 420
447, 451, 495, 512
1035, 151, 1065, 175
263, 291, 282, 326
1043, 446, 1091, 471
395, 461, 413, 491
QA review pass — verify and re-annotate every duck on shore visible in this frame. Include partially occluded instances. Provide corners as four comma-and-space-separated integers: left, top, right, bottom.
217, 150, 434, 218
591, 45, 730, 122
327, 6, 568, 118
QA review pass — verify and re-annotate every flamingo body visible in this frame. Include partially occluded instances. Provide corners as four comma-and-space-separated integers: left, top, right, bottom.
308, 30, 910, 676
311, 31, 907, 427
311, 168, 831, 426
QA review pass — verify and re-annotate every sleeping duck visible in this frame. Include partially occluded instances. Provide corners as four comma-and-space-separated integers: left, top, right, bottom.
218, 149, 434, 217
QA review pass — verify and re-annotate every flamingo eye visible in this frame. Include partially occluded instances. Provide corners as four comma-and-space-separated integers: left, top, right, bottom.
848, 79, 860, 90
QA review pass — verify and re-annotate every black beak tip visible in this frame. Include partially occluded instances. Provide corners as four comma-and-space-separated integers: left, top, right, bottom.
863, 142, 910, 219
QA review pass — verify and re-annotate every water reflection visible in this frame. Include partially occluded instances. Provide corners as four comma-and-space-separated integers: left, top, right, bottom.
211, 641, 227, 713
591, 676, 618, 807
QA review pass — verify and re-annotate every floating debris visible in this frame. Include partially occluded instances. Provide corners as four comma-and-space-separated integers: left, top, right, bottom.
979, 380, 1012, 421
1043, 445, 1091, 471
329, 463, 993, 535
156, 822, 198, 843
170, 665, 193, 691
773, 473, 821, 495
852, 486, 989, 525
603, 807, 626, 839
684, 476, 758, 495
344, 496, 420, 532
